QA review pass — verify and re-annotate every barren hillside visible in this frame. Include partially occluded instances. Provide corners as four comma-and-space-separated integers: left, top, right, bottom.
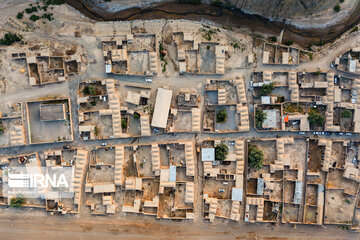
232, 0, 346, 19
232, 0, 359, 28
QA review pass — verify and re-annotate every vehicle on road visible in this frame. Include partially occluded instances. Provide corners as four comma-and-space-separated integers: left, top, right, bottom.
101, 142, 107, 146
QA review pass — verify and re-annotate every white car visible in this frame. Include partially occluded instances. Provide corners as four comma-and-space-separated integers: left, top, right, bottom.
145, 78, 152, 83
101, 142, 107, 146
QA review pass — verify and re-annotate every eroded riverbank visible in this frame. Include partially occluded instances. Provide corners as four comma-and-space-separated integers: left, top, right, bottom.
64, 0, 360, 48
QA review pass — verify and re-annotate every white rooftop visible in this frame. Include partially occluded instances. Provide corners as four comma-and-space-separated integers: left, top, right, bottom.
201, 148, 215, 162
151, 88, 173, 129
261, 96, 271, 104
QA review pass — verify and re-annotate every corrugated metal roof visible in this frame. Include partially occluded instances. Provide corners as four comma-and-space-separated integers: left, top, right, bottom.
151, 88, 173, 129
293, 181, 303, 204
232, 187, 243, 202
169, 166, 176, 182
257, 178, 264, 195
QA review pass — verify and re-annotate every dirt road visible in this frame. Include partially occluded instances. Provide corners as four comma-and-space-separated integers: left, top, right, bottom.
0, 209, 357, 240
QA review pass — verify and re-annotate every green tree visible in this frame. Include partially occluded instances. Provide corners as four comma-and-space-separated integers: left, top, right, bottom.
0, 33, 22, 46
248, 145, 264, 170
42, 13, 53, 21
341, 110, 352, 118
255, 109, 267, 129
159, 41, 164, 53
350, 27, 358, 33
215, 143, 229, 161
94, 126, 99, 137
44, 0, 65, 5
10, 195, 24, 208
269, 36, 277, 42
25, 7, 37, 14
260, 82, 274, 96
334, 4, 340, 12
232, 42, 240, 49
17, 12, 24, 19
285, 40, 293, 46
216, 108, 227, 123
83, 86, 96, 95
308, 109, 325, 126
133, 113, 140, 119
121, 119, 127, 129
30, 14, 41, 21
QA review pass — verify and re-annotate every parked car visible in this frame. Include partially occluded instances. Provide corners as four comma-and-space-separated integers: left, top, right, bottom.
63, 145, 70, 149
218, 189, 225, 193
101, 142, 107, 146
299, 132, 305, 135
346, 133, 352, 136
153, 128, 160, 133
339, 132, 344, 136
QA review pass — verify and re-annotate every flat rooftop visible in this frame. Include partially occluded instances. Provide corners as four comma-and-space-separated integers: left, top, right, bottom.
40, 104, 66, 121
151, 88, 173, 129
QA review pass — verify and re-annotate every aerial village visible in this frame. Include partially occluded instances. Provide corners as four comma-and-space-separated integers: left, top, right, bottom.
0, 13, 360, 233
